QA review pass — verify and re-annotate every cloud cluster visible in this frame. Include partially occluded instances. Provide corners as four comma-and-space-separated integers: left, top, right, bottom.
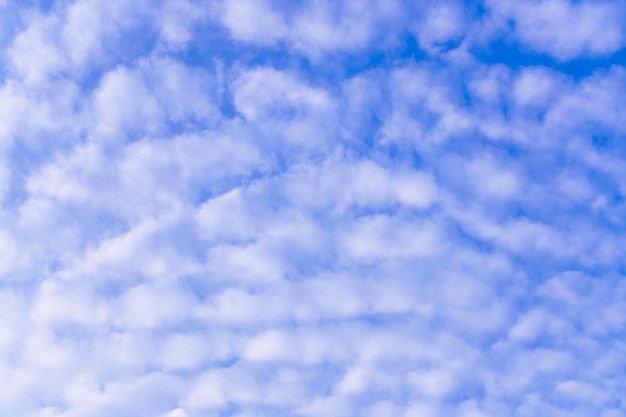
1, 0, 625, 416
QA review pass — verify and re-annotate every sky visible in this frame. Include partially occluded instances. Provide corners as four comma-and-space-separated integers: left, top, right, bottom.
0, 0, 626, 416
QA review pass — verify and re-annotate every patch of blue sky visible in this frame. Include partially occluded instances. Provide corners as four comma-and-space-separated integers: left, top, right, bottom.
475, 38, 626, 78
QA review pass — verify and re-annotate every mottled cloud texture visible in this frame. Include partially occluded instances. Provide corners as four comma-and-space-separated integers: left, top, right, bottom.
1, 1, 626, 416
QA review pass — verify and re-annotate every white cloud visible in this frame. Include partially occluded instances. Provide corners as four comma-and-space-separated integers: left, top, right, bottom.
380, 63, 475, 145
512, 67, 563, 109
231, 67, 338, 154
91, 65, 163, 141
464, 154, 522, 199
221, 0, 289, 46
184, 366, 263, 411
116, 282, 196, 329
7, 14, 65, 84
489, 0, 626, 60
6, 0, 154, 84
546, 67, 626, 138
408, 368, 458, 398
157, 0, 208, 49
219, 0, 403, 55
0, 1, 625, 416
281, 158, 438, 212
408, 1, 467, 53
554, 380, 610, 404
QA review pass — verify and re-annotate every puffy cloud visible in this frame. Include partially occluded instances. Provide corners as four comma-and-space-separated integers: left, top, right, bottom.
488, 0, 626, 60
0, 0, 624, 416
157, 0, 209, 49
219, 0, 403, 56
407, 1, 469, 53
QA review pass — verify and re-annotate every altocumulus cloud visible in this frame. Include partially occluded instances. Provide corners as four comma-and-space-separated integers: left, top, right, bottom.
0, 0, 625, 416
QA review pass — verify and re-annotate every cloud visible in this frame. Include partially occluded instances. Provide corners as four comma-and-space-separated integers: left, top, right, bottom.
231, 67, 339, 156
0, 0, 625, 416
219, 0, 402, 56
157, 0, 208, 49
407, 1, 468, 53
488, 0, 626, 60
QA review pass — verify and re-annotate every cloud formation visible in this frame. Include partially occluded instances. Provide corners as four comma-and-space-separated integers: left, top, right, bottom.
1, 0, 625, 416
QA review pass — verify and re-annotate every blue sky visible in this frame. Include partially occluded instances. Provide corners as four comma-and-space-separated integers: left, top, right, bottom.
1, 0, 626, 416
